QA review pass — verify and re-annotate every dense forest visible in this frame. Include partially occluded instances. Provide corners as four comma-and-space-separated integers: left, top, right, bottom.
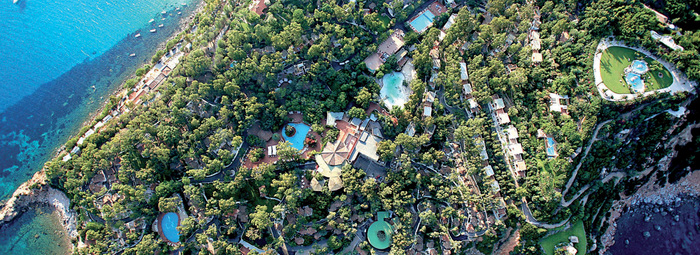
40, 0, 700, 254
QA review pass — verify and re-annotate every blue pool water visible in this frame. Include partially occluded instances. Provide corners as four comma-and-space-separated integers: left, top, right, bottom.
626, 73, 645, 93
546, 137, 556, 156
380, 72, 410, 109
161, 212, 181, 243
409, 11, 436, 33
282, 123, 310, 150
630, 60, 649, 74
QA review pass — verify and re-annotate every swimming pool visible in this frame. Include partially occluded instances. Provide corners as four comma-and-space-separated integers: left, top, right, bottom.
282, 123, 310, 151
161, 212, 180, 243
409, 10, 436, 33
630, 60, 649, 74
380, 72, 410, 109
546, 137, 557, 156
625, 72, 645, 93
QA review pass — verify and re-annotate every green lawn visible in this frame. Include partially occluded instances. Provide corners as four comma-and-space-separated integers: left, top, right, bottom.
599, 46, 673, 94
379, 15, 391, 30
539, 221, 587, 255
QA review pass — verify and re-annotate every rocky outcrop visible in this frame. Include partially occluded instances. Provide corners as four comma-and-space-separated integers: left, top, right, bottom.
0, 170, 78, 240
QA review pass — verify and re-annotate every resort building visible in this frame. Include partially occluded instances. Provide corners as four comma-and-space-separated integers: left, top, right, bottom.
549, 93, 570, 114
439, 14, 458, 41
326, 111, 344, 127
249, 0, 268, 16
407, 1, 448, 33
315, 113, 385, 190
364, 29, 406, 72
650, 30, 684, 51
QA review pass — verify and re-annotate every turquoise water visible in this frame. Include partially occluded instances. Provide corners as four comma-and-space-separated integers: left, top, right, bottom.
161, 212, 180, 243
0, 0, 197, 199
380, 72, 409, 109
631, 60, 649, 74
546, 137, 556, 156
0, 0, 198, 252
409, 11, 436, 33
626, 72, 644, 93
282, 123, 310, 151
0, 206, 72, 255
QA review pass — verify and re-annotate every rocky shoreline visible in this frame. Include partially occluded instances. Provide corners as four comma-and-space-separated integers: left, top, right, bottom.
599, 170, 700, 254
0, 170, 78, 248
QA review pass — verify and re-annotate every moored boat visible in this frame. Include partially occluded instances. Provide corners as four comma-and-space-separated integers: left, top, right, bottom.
158, 24, 164, 28
149, 18, 155, 23
135, 33, 141, 38
150, 29, 156, 33
130, 53, 136, 57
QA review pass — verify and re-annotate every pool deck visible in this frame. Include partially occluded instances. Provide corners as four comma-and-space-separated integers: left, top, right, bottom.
156, 212, 181, 245
593, 38, 696, 101
243, 113, 321, 169
407, 1, 448, 33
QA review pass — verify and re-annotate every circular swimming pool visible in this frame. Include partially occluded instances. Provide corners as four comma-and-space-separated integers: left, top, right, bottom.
160, 212, 180, 243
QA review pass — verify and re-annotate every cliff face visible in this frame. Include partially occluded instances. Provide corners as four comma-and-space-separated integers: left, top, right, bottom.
0, 170, 78, 239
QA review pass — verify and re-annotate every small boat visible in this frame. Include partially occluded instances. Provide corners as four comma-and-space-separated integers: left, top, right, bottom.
150, 29, 156, 33
176, 7, 180, 11
148, 19, 154, 23
134, 33, 141, 38
130, 53, 136, 57
181, 3, 186, 6
161, 18, 166, 21
158, 24, 164, 28
177, 12, 182, 15
161, 10, 166, 14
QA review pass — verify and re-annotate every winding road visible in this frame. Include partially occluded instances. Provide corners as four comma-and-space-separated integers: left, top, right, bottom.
561, 119, 612, 197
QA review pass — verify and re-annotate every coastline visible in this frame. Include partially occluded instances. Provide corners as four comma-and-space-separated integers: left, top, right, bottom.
61, 0, 205, 159
0, 170, 78, 248
0, 0, 205, 251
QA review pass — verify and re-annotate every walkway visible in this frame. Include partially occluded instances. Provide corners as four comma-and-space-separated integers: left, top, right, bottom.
561, 119, 612, 196
593, 37, 696, 101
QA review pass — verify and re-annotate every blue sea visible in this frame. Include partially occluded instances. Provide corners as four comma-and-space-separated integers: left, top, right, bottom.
0, 0, 198, 253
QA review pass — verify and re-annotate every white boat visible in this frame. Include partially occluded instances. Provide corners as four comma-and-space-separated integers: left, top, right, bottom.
13, 0, 19, 3
150, 29, 156, 33
158, 24, 164, 28
148, 19, 155, 23
134, 33, 141, 38
161, 18, 166, 21
177, 12, 182, 15
176, 7, 180, 11
181, 3, 186, 6
161, 10, 166, 14
130, 53, 136, 57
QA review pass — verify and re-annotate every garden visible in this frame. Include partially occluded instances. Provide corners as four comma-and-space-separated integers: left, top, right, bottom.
599, 46, 673, 94
539, 221, 587, 255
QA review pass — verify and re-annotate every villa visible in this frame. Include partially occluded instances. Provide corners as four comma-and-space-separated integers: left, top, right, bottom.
549, 93, 570, 114
364, 29, 405, 72
407, 1, 448, 33
249, 0, 268, 16
650, 30, 684, 51
439, 14, 458, 41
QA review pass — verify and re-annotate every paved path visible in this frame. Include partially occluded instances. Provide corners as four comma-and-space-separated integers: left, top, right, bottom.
561, 119, 612, 196
561, 172, 626, 207
593, 37, 696, 101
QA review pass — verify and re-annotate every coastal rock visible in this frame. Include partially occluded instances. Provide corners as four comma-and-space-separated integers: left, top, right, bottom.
674, 215, 680, 222
643, 231, 651, 238
0, 170, 77, 243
